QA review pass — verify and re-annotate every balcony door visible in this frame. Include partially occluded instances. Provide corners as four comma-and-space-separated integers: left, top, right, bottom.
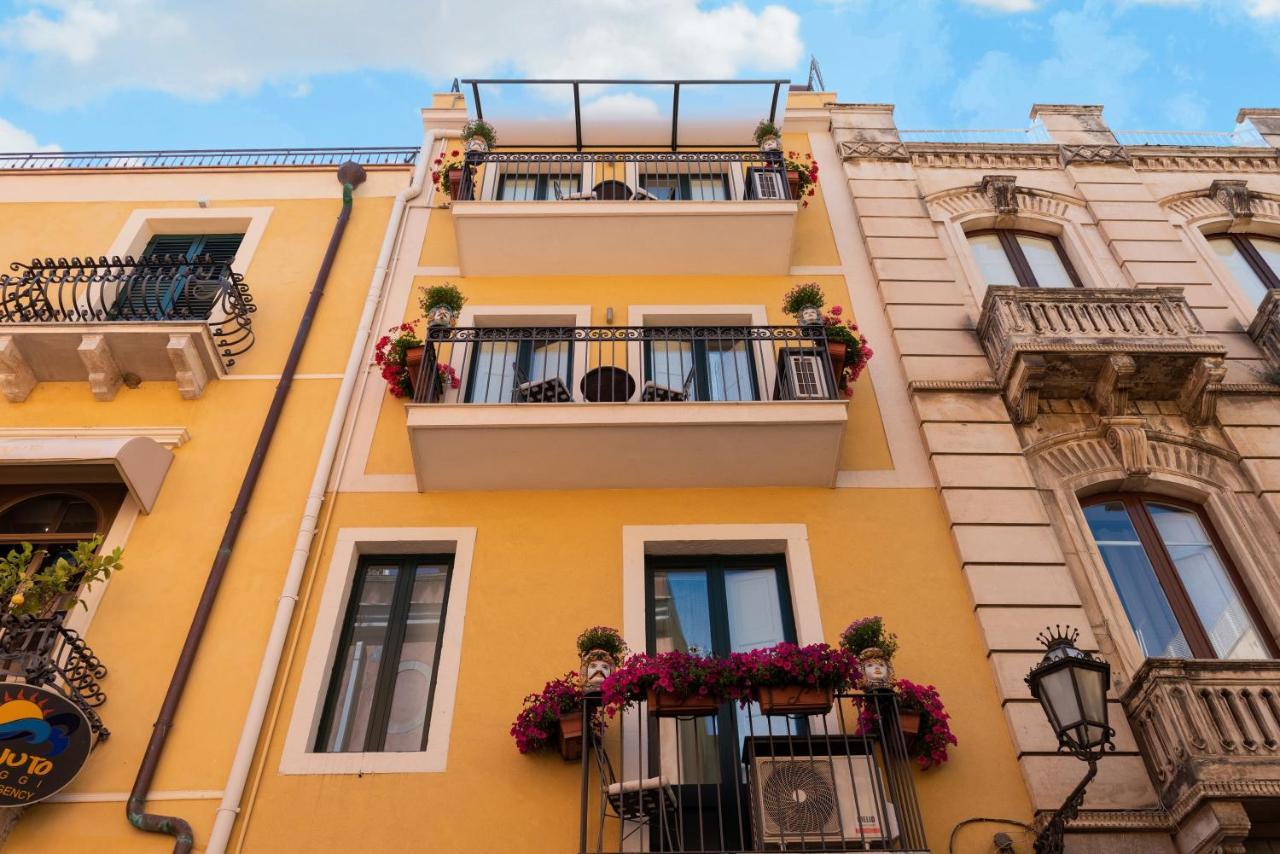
644, 331, 759, 402
646, 555, 796, 851
464, 329, 574, 403
113, 233, 242, 320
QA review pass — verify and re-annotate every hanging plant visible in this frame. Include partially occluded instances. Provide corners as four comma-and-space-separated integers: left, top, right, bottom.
821, 305, 875, 395
431, 149, 465, 200
373, 322, 423, 398
511, 672, 586, 758
784, 151, 819, 206
858, 678, 957, 770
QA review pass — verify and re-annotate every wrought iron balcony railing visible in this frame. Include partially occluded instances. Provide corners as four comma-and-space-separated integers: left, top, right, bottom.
975, 286, 1227, 425
410, 325, 843, 405
576, 690, 928, 854
0, 612, 110, 740
452, 150, 797, 203
0, 255, 257, 367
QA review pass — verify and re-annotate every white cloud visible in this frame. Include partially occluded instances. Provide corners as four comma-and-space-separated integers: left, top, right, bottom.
962, 0, 1038, 11
0, 0, 804, 107
1247, 0, 1280, 16
0, 118, 59, 152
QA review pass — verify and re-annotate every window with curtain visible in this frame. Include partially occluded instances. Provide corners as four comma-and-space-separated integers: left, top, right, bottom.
967, 230, 1082, 289
315, 554, 453, 753
1081, 495, 1271, 660
1207, 234, 1280, 306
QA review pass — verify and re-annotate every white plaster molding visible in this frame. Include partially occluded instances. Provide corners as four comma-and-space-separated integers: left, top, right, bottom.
77, 334, 122, 401
0, 426, 189, 448
281, 526, 476, 775
105, 206, 273, 279
0, 336, 36, 402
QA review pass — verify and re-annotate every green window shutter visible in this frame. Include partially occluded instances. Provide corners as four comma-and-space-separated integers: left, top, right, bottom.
142, 234, 201, 260
119, 233, 244, 320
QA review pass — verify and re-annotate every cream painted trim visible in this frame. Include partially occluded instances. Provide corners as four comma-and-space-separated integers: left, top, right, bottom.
0, 426, 189, 448
281, 527, 475, 775
105, 207, 272, 278
220, 374, 345, 381
415, 266, 462, 277
46, 789, 225, 804
812, 131, 933, 488
789, 266, 844, 276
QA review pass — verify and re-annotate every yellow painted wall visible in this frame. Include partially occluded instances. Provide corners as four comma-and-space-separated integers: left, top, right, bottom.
0, 183, 402, 851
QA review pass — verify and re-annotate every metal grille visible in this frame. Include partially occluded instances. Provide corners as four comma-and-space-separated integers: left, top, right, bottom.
0, 613, 110, 740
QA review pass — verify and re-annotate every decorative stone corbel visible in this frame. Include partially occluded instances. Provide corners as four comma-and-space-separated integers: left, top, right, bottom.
980, 175, 1019, 227
77, 334, 122, 401
1006, 354, 1047, 424
167, 333, 209, 399
0, 336, 36, 403
1177, 355, 1227, 427
1091, 354, 1136, 417
1104, 417, 1151, 477
1210, 179, 1254, 231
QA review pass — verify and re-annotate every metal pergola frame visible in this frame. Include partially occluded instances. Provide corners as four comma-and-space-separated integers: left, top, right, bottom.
458, 78, 790, 151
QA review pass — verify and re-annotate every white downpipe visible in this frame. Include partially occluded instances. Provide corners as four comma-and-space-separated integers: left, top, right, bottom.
206, 130, 443, 854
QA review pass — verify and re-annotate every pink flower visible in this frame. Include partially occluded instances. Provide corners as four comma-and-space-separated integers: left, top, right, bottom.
829, 305, 842, 317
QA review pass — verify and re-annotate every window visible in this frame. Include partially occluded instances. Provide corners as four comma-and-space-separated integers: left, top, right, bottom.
645, 329, 758, 401
1082, 495, 1272, 660
315, 554, 453, 753
638, 172, 731, 201
115, 232, 244, 319
967, 230, 1081, 288
495, 172, 582, 201
1207, 234, 1280, 306
464, 328, 574, 403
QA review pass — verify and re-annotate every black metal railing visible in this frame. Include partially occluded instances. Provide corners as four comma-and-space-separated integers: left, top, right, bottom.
410, 325, 841, 405
578, 690, 929, 853
0, 613, 110, 740
0, 146, 419, 170
453, 150, 795, 202
0, 255, 257, 366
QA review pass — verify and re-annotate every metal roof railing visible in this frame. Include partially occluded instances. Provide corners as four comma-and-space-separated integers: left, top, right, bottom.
1114, 128, 1269, 147
0, 146, 420, 170
899, 126, 1053, 144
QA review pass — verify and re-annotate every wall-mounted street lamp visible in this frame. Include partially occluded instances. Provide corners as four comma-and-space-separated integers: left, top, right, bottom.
1025, 626, 1116, 854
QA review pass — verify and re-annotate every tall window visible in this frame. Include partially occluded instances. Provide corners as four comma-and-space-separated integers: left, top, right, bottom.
1207, 234, 1280, 306
464, 329, 574, 403
115, 233, 244, 320
495, 172, 582, 200
316, 554, 453, 753
967, 230, 1082, 288
639, 172, 730, 201
645, 330, 758, 401
1082, 495, 1271, 660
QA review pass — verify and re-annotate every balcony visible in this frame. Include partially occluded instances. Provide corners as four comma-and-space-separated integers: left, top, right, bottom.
1123, 659, 1280, 847
404, 325, 849, 490
448, 151, 800, 276
0, 255, 256, 401
975, 286, 1227, 425
575, 690, 928, 853
0, 612, 110, 741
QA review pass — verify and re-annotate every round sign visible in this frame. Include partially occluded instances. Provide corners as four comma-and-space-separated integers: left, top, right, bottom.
0, 682, 93, 806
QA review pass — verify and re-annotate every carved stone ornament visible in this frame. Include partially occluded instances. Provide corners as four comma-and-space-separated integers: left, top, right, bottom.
980, 174, 1019, 227
1060, 144, 1132, 166
837, 140, 910, 162
1103, 418, 1150, 477
1209, 179, 1254, 229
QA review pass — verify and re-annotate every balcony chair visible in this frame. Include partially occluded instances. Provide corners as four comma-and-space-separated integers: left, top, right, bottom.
553, 179, 596, 201
512, 363, 573, 403
590, 727, 682, 852
640, 368, 695, 402
592, 179, 633, 201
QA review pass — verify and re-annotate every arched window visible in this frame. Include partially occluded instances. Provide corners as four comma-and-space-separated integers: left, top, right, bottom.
0, 486, 124, 570
967, 229, 1082, 289
1081, 494, 1272, 660
1206, 233, 1280, 306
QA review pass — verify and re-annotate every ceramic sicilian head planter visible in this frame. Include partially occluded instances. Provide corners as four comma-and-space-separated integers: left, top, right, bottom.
420, 283, 467, 330
753, 119, 782, 152
840, 616, 899, 690
461, 119, 496, 154
576, 626, 628, 691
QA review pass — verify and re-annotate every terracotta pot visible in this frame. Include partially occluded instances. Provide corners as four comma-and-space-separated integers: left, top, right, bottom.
898, 710, 922, 738
403, 345, 425, 397
758, 684, 834, 716
787, 169, 802, 201
447, 167, 463, 200
646, 688, 719, 718
827, 341, 848, 393
558, 711, 584, 761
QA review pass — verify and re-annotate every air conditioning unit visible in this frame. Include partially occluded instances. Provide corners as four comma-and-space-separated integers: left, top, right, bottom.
775, 348, 836, 400
750, 168, 788, 200
748, 753, 899, 848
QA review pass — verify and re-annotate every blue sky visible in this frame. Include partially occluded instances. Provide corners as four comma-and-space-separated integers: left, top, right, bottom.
0, 0, 1275, 152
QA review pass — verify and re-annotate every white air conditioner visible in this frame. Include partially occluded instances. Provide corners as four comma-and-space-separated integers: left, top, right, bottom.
748, 753, 899, 847
783, 352, 834, 400
751, 169, 787, 200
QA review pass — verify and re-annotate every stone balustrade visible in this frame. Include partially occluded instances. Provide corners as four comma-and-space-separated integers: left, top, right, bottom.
976, 286, 1228, 424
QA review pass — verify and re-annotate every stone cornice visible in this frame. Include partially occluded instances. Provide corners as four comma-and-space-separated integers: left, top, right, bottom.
1130, 147, 1280, 172
0, 426, 190, 448
905, 143, 1061, 170
907, 379, 1002, 393
1056, 808, 1173, 833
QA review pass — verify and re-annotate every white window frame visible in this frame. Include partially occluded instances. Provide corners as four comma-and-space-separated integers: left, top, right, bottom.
281, 527, 475, 774
626, 305, 776, 402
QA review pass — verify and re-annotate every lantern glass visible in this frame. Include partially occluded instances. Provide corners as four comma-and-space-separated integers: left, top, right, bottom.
1037, 665, 1080, 734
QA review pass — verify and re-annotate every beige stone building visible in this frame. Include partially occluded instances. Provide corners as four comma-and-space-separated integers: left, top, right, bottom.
833, 103, 1280, 851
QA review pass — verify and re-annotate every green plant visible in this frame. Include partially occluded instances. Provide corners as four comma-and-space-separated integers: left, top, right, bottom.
0, 537, 123, 616
753, 119, 781, 145
576, 625, 628, 661
840, 616, 899, 660
420, 283, 467, 315
431, 148, 464, 199
461, 119, 497, 147
782, 281, 825, 316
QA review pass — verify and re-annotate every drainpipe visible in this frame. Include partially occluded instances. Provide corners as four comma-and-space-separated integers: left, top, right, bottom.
126, 160, 368, 853
204, 129, 441, 854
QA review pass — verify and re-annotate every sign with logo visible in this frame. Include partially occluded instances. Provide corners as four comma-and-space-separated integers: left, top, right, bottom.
0, 683, 93, 806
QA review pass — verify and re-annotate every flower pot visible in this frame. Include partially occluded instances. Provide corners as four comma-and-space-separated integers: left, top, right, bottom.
858, 647, 893, 689
826, 341, 848, 393
403, 345, 425, 396
580, 649, 616, 690
797, 306, 822, 326
447, 167, 463, 200
426, 305, 458, 329
558, 711, 584, 761
758, 684, 834, 716
464, 137, 489, 154
898, 710, 922, 739
787, 169, 802, 200
646, 688, 719, 718
758, 134, 781, 152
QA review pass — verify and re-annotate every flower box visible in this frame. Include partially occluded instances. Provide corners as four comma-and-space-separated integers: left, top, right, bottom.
447, 167, 463, 201
403, 345, 425, 395
898, 710, 921, 739
758, 684, 834, 716
787, 169, 801, 201
646, 688, 719, 718
558, 711, 584, 761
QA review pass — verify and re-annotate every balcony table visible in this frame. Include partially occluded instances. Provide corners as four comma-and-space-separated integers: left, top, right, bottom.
580, 366, 636, 402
